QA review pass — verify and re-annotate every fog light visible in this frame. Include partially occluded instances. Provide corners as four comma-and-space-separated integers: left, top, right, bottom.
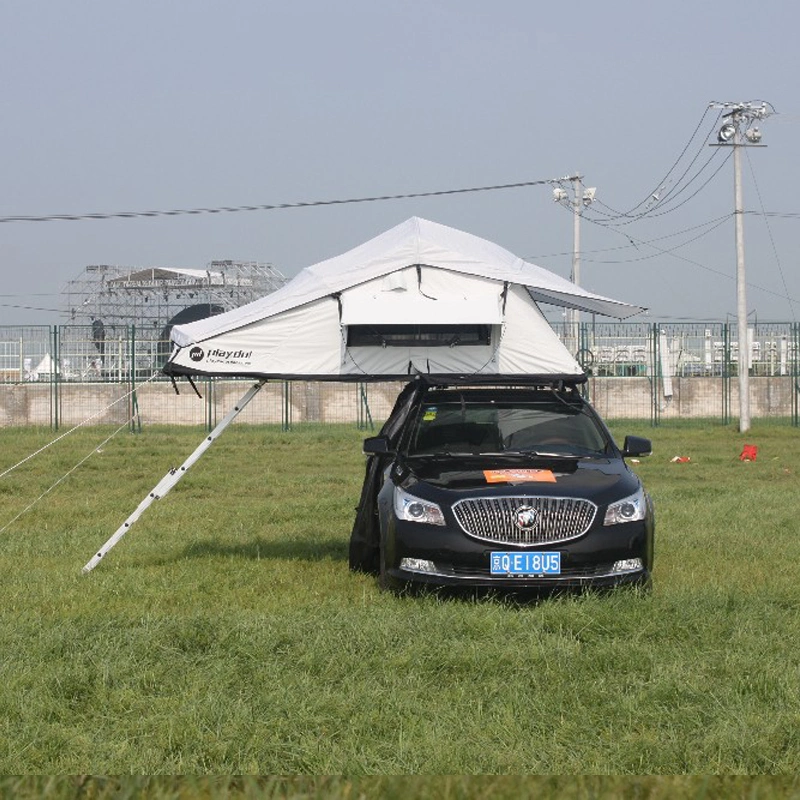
612, 558, 643, 573
400, 558, 438, 574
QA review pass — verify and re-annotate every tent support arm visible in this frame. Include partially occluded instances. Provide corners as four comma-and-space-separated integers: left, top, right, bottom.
82, 380, 266, 574
186, 374, 203, 398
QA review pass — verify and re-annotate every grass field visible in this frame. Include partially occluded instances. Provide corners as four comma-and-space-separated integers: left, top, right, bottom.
1, 418, 799, 781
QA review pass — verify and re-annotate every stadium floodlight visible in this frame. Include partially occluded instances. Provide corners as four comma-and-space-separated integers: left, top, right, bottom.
717, 123, 737, 143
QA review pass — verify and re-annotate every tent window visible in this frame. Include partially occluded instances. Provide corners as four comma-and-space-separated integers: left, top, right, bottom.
347, 324, 490, 348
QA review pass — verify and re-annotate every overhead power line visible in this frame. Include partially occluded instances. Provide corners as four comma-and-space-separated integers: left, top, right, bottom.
587, 149, 733, 228
581, 214, 732, 264
0, 302, 62, 312
745, 146, 795, 322
592, 106, 724, 222
526, 214, 734, 261
580, 202, 798, 305
0, 179, 558, 225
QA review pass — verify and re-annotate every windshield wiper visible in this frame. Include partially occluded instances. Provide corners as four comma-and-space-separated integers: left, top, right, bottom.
407, 451, 477, 458
409, 449, 597, 460
501, 449, 593, 459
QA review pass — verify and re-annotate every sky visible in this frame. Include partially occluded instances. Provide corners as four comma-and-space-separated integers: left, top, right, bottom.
1, 0, 798, 327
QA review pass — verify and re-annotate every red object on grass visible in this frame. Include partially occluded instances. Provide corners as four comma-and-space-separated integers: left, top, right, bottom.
740, 444, 758, 462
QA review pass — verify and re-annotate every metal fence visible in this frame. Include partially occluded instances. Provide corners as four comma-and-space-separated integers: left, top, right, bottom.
1, 323, 799, 428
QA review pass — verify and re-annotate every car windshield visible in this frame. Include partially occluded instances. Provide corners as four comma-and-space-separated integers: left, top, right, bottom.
405, 397, 610, 457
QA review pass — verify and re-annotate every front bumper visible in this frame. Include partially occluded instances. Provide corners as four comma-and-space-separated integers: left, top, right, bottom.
387, 559, 650, 591
383, 518, 653, 592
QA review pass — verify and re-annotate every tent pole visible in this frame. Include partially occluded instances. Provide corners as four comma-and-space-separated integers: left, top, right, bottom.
82, 379, 266, 574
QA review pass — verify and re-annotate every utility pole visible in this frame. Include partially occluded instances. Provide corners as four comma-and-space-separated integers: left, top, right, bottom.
710, 101, 772, 433
571, 174, 583, 344
553, 174, 596, 355
733, 122, 749, 432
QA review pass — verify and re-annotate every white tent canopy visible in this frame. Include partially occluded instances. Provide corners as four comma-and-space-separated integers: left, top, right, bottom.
88, 220, 645, 570
165, 217, 645, 383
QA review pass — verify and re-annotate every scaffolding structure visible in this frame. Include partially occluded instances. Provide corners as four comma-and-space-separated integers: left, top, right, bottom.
64, 260, 286, 330
58, 260, 287, 378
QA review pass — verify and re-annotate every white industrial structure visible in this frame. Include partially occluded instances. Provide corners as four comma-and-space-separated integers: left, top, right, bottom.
59, 260, 287, 377
63, 260, 286, 333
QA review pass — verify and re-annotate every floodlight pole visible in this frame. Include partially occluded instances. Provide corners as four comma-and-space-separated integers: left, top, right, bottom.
570, 173, 583, 351
732, 122, 750, 432
710, 100, 773, 433
82, 379, 266, 573
553, 174, 596, 355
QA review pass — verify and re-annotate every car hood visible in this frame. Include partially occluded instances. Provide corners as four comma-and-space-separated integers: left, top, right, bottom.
403, 454, 635, 500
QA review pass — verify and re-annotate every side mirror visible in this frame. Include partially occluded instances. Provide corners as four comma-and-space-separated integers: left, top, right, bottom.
622, 435, 652, 458
363, 435, 391, 455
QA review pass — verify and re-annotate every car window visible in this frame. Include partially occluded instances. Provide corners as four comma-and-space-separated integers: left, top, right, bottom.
406, 399, 609, 456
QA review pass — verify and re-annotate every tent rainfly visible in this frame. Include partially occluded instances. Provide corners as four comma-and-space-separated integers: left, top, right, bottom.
84, 217, 645, 573
164, 217, 645, 383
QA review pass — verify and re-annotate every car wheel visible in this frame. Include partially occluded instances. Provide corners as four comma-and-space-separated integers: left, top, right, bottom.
378, 539, 390, 591
348, 531, 379, 574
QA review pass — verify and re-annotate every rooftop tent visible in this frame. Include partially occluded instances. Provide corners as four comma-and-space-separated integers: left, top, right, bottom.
163, 217, 645, 383
85, 218, 646, 572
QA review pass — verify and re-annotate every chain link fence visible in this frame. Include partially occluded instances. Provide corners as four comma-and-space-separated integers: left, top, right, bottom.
2, 323, 799, 428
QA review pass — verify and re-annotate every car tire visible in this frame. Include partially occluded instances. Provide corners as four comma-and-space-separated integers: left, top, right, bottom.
378, 538, 391, 592
348, 533, 379, 574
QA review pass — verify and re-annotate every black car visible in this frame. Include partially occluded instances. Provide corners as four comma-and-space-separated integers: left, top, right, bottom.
349, 380, 654, 592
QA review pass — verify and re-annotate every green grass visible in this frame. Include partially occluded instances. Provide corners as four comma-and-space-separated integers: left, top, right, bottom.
0, 422, 799, 778
2, 776, 800, 800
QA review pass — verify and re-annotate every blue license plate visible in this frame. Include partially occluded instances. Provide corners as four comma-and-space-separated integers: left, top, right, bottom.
490, 551, 561, 576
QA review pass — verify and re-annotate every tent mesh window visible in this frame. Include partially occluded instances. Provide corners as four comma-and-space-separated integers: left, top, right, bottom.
347, 324, 490, 348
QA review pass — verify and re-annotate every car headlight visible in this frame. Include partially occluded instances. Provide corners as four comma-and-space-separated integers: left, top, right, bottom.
393, 486, 445, 526
604, 487, 646, 525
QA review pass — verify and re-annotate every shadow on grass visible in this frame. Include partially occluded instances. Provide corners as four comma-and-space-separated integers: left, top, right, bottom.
173, 535, 348, 564
384, 579, 653, 608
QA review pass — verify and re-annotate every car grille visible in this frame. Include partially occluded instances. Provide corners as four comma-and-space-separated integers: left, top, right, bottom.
451, 495, 597, 546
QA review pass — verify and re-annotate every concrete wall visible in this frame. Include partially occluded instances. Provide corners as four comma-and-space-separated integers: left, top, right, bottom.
0, 380, 407, 428
0, 377, 796, 427
590, 376, 795, 420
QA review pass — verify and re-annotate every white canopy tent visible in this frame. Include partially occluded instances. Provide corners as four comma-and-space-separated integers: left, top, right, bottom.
164, 217, 644, 383
84, 217, 645, 573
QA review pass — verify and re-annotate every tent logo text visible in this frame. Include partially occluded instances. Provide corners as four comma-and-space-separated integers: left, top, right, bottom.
207, 348, 253, 363
189, 347, 205, 362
